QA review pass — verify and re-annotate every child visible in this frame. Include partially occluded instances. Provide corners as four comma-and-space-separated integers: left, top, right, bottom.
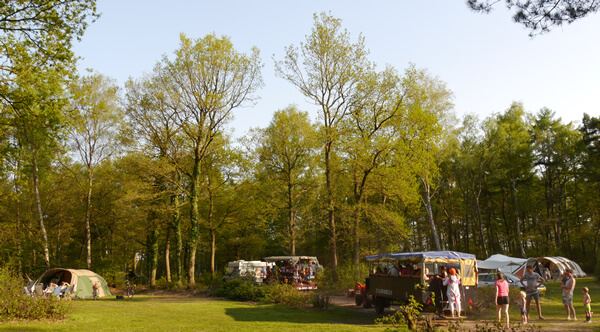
518, 291, 528, 324
583, 287, 592, 323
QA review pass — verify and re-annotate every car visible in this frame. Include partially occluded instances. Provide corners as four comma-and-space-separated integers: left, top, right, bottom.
478, 272, 546, 293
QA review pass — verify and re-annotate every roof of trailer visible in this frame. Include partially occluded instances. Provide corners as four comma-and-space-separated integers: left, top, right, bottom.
365, 251, 476, 262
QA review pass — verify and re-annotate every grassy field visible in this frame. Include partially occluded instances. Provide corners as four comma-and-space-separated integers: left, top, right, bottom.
1, 277, 599, 331
469, 276, 600, 331
0, 295, 386, 331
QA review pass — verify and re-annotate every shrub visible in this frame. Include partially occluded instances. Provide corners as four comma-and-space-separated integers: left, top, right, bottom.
0, 268, 70, 321
261, 283, 312, 307
211, 279, 266, 301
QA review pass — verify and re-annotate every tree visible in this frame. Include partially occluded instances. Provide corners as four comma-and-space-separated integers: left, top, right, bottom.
275, 12, 371, 281
5, 64, 67, 270
487, 102, 532, 257
402, 66, 455, 252
467, 0, 600, 36
0, 0, 98, 99
137, 33, 262, 285
68, 72, 122, 270
252, 106, 318, 255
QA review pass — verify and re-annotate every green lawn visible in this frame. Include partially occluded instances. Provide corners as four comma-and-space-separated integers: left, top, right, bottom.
0, 296, 386, 331
2, 277, 599, 331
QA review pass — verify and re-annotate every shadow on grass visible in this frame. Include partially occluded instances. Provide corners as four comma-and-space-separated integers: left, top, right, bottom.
225, 306, 372, 325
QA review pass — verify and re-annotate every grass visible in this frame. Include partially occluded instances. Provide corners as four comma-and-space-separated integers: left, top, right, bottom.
473, 276, 600, 330
0, 295, 386, 331
2, 277, 598, 331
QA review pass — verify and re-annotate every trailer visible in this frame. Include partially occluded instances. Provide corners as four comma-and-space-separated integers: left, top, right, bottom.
262, 256, 322, 290
354, 251, 478, 316
222, 260, 273, 284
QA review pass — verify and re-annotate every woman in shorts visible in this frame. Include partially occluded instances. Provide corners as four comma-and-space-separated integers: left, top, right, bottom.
495, 272, 510, 329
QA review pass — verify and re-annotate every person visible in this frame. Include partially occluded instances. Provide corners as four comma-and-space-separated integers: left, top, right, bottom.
423, 267, 430, 281
443, 268, 461, 317
520, 265, 545, 320
583, 287, 592, 323
389, 264, 399, 276
544, 267, 552, 281
494, 272, 510, 329
561, 269, 576, 320
518, 290, 527, 324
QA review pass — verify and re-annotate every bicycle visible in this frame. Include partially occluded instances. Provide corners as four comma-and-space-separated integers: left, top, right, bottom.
125, 279, 134, 299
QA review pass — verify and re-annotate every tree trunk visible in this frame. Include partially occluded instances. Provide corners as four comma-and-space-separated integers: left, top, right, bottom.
165, 225, 171, 283
32, 153, 50, 270
421, 180, 441, 251
188, 147, 202, 286
511, 177, 527, 257
288, 182, 296, 256
472, 176, 488, 258
325, 140, 338, 282
85, 167, 93, 270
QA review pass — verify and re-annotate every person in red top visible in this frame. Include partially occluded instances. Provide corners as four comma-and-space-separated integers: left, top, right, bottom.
495, 272, 510, 329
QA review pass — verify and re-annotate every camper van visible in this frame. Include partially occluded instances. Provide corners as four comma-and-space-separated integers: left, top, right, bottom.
222, 260, 273, 284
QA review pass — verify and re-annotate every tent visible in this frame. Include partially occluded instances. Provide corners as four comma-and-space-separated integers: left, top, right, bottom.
31, 268, 113, 299
477, 254, 527, 274
533, 257, 586, 280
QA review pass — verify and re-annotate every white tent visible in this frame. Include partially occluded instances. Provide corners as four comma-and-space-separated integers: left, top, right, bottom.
478, 254, 527, 274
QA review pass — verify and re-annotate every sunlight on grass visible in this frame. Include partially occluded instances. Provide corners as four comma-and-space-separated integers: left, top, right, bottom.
0, 296, 385, 331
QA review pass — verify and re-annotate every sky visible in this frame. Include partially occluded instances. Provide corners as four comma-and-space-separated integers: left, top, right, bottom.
73, 1, 600, 138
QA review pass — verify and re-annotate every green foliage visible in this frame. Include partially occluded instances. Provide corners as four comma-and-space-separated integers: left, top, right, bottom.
211, 279, 267, 302
375, 295, 423, 330
211, 279, 321, 307
319, 261, 370, 291
0, 268, 69, 321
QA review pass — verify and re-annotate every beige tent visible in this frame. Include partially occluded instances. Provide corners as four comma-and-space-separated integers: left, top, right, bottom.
32, 268, 113, 299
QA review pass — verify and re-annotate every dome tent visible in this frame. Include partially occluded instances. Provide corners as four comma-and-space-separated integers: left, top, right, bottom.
512, 257, 586, 280
31, 268, 113, 299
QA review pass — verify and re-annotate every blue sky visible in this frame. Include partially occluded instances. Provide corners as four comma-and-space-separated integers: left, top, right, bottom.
73, 1, 600, 137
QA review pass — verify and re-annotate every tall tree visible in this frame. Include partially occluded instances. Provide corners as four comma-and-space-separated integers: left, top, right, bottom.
275, 12, 371, 281
252, 106, 318, 255
142, 33, 262, 285
487, 102, 532, 257
68, 72, 122, 270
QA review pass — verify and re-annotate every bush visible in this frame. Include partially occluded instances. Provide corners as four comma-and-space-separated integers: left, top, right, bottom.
211, 279, 326, 308
211, 279, 267, 301
261, 283, 312, 307
0, 268, 70, 321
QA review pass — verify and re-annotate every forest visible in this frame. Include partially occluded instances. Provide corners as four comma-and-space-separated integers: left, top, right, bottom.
1, 4, 599, 288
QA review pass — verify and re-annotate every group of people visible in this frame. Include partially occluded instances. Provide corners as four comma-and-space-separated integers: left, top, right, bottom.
494, 265, 591, 329
266, 264, 315, 284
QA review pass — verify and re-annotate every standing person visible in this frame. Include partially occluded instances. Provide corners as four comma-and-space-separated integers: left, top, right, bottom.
518, 291, 528, 324
561, 269, 577, 320
495, 272, 510, 329
520, 265, 545, 320
583, 287, 592, 323
443, 268, 462, 317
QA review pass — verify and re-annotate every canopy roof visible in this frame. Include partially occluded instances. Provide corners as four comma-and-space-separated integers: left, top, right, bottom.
478, 254, 527, 271
365, 251, 476, 262
262, 256, 319, 265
